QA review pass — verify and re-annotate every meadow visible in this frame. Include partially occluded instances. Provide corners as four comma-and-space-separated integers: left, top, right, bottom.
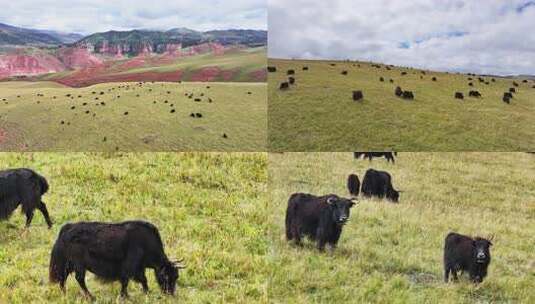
0, 152, 268, 303
0, 81, 266, 151
268, 59, 535, 151
268, 152, 535, 303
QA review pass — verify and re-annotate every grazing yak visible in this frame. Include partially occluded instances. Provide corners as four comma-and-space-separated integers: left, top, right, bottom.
347, 174, 360, 197
279, 82, 290, 90
469, 90, 482, 98
361, 169, 400, 202
395, 86, 403, 97
455, 92, 464, 99
287, 69, 295, 75
354, 152, 396, 163
267, 66, 277, 73
353, 90, 364, 101
402, 91, 414, 100
288, 77, 295, 85
0, 168, 53, 228
285, 193, 357, 251
444, 232, 493, 283
509, 88, 516, 93
49, 221, 184, 299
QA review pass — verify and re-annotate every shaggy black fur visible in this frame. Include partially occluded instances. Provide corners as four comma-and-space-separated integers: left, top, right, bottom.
361, 169, 400, 202
444, 232, 493, 283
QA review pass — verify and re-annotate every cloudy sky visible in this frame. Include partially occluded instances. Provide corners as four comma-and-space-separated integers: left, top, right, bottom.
269, 0, 535, 75
1, 0, 266, 34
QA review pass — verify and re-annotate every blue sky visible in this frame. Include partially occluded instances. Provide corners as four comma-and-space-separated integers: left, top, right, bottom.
0, 0, 267, 34
269, 0, 535, 75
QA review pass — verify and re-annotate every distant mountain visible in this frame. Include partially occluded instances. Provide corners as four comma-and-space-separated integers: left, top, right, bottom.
36, 30, 84, 44
0, 22, 64, 45
76, 28, 267, 56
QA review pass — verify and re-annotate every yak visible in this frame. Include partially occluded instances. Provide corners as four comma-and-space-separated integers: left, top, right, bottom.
285, 193, 357, 251
267, 66, 277, 73
361, 169, 400, 202
455, 92, 464, 99
354, 152, 396, 163
353, 90, 364, 101
0, 168, 52, 228
280, 82, 290, 90
49, 221, 184, 299
444, 232, 493, 283
347, 174, 360, 197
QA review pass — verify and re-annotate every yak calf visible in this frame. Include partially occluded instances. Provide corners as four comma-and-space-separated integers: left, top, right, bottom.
286, 193, 357, 251
444, 232, 493, 283
0, 168, 52, 228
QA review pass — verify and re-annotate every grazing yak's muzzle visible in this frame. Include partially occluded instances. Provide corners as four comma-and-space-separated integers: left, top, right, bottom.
476, 252, 487, 263
337, 217, 348, 225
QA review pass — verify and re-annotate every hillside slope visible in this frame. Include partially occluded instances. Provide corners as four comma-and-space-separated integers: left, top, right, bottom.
268, 152, 535, 303
268, 59, 535, 151
0, 80, 266, 151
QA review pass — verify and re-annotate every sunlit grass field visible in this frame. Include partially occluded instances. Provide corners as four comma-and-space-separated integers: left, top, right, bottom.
0, 81, 266, 151
268, 59, 535, 151
0, 152, 268, 303
268, 152, 535, 303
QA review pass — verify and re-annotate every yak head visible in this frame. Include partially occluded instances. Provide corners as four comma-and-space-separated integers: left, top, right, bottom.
326, 195, 357, 226
387, 187, 400, 203
473, 237, 493, 265
156, 260, 184, 295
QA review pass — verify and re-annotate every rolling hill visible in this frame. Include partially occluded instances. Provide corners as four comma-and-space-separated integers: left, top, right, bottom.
268, 59, 535, 151
0, 80, 266, 151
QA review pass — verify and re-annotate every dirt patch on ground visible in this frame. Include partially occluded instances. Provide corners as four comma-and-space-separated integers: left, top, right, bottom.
190, 67, 222, 82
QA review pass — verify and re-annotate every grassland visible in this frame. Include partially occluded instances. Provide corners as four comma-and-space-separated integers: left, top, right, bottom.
268, 152, 535, 303
268, 59, 535, 151
0, 81, 266, 151
0, 152, 268, 303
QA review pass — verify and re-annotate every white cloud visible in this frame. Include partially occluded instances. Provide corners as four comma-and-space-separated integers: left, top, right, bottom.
268, 0, 535, 75
1, 0, 266, 34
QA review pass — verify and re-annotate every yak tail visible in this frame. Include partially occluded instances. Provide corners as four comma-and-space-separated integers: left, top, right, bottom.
49, 239, 67, 284
38, 174, 49, 195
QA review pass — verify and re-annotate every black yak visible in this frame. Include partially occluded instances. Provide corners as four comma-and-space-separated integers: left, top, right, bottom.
279, 82, 289, 90
49, 221, 184, 299
0, 168, 52, 228
285, 193, 357, 251
347, 174, 360, 197
432, 77, 437, 81
402, 91, 414, 100
395, 86, 403, 97
503, 95, 511, 104
352, 91, 363, 101
341, 71, 348, 75
444, 232, 493, 283
303, 66, 309, 71
287, 69, 295, 75
455, 92, 464, 99
379, 77, 384, 82
469, 91, 481, 98
267, 66, 277, 72
509, 88, 516, 93
354, 152, 396, 163
361, 169, 400, 202
288, 77, 295, 85
513, 81, 519, 87
468, 82, 473, 86
504, 92, 513, 99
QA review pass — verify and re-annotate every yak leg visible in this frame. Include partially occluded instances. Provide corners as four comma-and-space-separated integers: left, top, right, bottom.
134, 271, 149, 293
75, 269, 94, 299
120, 279, 129, 298
24, 210, 34, 228
444, 266, 450, 283
37, 201, 53, 228
451, 269, 459, 282
291, 223, 302, 246
121, 246, 144, 297
316, 229, 326, 252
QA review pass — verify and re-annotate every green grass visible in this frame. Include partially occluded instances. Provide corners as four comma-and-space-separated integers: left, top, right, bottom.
0, 152, 269, 303
0, 81, 266, 151
268, 59, 535, 151
267, 152, 535, 303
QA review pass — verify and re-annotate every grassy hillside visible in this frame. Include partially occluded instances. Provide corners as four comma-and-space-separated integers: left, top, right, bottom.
0, 152, 268, 303
0, 81, 266, 151
268, 59, 535, 151
268, 152, 535, 303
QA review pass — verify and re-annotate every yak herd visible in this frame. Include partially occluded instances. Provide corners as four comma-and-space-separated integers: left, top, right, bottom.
269, 62, 534, 105
284, 152, 495, 284
0, 168, 184, 299
0, 81, 244, 147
